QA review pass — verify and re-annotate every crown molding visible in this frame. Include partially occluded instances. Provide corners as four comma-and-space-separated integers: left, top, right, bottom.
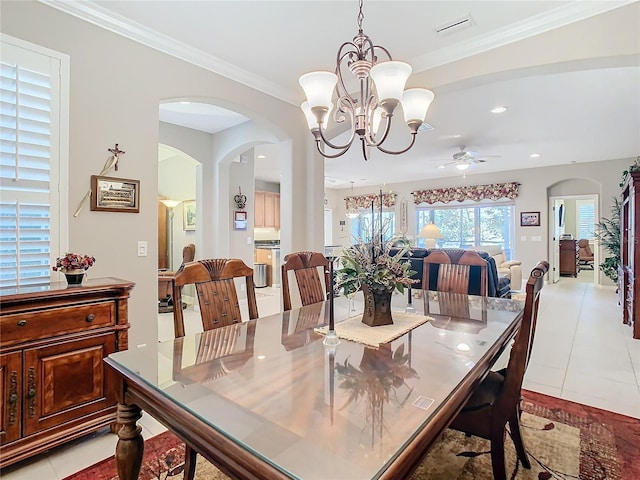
38, 0, 298, 105
411, 0, 636, 72
39, 0, 634, 106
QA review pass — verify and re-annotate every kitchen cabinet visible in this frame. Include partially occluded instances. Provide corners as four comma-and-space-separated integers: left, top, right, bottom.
0, 277, 134, 468
254, 191, 280, 229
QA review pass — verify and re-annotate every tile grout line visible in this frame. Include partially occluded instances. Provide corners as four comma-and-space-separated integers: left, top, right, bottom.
558, 281, 588, 396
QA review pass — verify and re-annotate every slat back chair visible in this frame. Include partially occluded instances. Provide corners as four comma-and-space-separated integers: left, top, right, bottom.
170, 259, 258, 480
172, 258, 259, 338
449, 260, 549, 480
281, 251, 330, 311
423, 249, 488, 296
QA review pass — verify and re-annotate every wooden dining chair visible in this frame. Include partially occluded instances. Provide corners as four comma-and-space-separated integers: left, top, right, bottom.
448, 260, 549, 480
172, 258, 259, 338
423, 249, 488, 296
171, 258, 259, 480
281, 251, 330, 311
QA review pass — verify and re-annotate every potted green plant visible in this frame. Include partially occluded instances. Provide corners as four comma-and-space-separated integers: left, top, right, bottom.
595, 197, 621, 283
337, 220, 416, 327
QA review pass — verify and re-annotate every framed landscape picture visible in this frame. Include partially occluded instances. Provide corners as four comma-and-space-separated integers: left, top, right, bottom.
520, 211, 540, 227
183, 200, 196, 230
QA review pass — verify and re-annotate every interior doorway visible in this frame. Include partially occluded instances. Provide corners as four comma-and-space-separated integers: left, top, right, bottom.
548, 194, 598, 284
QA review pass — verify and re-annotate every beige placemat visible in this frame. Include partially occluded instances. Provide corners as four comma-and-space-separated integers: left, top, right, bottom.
315, 312, 433, 348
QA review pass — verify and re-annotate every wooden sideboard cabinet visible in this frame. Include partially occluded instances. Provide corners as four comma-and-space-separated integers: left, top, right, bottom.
559, 239, 580, 277
0, 277, 134, 468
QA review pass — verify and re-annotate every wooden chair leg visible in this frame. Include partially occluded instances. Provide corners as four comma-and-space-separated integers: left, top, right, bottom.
183, 444, 197, 480
490, 428, 507, 480
508, 411, 531, 469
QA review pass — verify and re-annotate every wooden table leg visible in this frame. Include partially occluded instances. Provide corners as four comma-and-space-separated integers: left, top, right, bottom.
115, 402, 144, 480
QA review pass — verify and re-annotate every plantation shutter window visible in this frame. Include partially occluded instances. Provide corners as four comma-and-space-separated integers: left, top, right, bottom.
0, 38, 68, 288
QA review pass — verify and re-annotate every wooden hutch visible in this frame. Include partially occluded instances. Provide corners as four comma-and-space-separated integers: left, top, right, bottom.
0, 277, 134, 468
620, 169, 639, 339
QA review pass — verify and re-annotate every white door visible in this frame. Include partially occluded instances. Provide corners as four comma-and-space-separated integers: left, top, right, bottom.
549, 198, 564, 283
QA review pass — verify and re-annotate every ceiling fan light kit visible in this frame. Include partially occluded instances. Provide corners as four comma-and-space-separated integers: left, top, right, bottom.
299, 0, 435, 160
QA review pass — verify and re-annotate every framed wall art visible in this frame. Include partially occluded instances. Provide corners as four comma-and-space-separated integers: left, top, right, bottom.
520, 211, 541, 227
234, 210, 247, 230
183, 200, 196, 231
90, 175, 140, 213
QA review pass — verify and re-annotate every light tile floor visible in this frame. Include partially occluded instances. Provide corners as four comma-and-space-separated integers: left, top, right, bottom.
3, 282, 638, 480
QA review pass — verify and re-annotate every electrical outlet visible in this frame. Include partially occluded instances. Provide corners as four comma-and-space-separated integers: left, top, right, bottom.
137, 241, 148, 256
247, 236, 252, 245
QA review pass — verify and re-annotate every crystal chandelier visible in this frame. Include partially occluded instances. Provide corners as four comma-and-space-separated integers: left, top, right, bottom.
299, 0, 435, 160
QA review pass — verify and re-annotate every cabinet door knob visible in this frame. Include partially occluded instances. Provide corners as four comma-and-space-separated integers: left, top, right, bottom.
17, 320, 27, 327
86, 314, 95, 322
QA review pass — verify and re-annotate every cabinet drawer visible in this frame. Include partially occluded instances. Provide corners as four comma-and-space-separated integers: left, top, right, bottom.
0, 302, 114, 346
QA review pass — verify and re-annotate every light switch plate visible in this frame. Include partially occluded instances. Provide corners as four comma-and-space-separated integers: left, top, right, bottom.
137, 240, 148, 256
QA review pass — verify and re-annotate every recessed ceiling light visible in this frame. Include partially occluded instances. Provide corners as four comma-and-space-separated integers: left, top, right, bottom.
456, 343, 471, 352
256, 154, 266, 159
438, 165, 446, 169
256, 355, 266, 360
530, 153, 541, 158
491, 106, 508, 114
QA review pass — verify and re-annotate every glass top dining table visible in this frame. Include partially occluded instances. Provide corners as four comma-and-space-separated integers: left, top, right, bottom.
105, 291, 524, 480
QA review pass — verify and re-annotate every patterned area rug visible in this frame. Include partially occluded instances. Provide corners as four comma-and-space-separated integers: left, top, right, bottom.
65, 390, 639, 480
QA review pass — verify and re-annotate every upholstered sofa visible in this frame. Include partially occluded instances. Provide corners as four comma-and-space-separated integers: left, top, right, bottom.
390, 247, 511, 298
469, 245, 522, 291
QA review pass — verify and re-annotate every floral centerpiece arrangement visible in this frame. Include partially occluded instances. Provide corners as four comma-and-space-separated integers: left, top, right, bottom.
52, 253, 96, 273
337, 217, 416, 326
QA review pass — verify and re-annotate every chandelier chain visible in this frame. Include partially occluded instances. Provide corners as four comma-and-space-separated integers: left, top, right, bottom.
357, 0, 364, 32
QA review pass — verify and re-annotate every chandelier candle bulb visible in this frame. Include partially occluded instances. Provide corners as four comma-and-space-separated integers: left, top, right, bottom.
298, 71, 337, 111
402, 88, 435, 124
369, 60, 412, 104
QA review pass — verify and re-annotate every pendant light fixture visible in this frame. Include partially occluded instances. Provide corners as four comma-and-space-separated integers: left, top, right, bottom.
299, 0, 435, 160
346, 181, 359, 219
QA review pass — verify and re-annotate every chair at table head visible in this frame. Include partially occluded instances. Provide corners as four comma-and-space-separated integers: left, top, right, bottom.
422, 249, 488, 296
281, 251, 330, 311
449, 259, 549, 480
171, 258, 259, 338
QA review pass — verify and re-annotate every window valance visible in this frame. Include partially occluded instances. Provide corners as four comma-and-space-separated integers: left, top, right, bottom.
412, 182, 520, 205
345, 192, 396, 210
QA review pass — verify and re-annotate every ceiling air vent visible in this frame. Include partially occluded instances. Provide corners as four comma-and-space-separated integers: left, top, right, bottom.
435, 14, 476, 36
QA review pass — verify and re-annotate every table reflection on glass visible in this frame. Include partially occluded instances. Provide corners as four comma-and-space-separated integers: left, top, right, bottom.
106, 292, 524, 480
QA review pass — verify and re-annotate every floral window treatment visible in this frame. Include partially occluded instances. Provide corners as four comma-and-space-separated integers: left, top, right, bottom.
412, 182, 520, 205
345, 192, 397, 210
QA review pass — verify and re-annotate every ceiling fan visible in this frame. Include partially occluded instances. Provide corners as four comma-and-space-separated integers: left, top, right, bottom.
437, 146, 500, 172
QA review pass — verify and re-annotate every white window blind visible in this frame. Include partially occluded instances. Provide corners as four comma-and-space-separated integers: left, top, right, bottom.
577, 200, 595, 240
0, 38, 67, 288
